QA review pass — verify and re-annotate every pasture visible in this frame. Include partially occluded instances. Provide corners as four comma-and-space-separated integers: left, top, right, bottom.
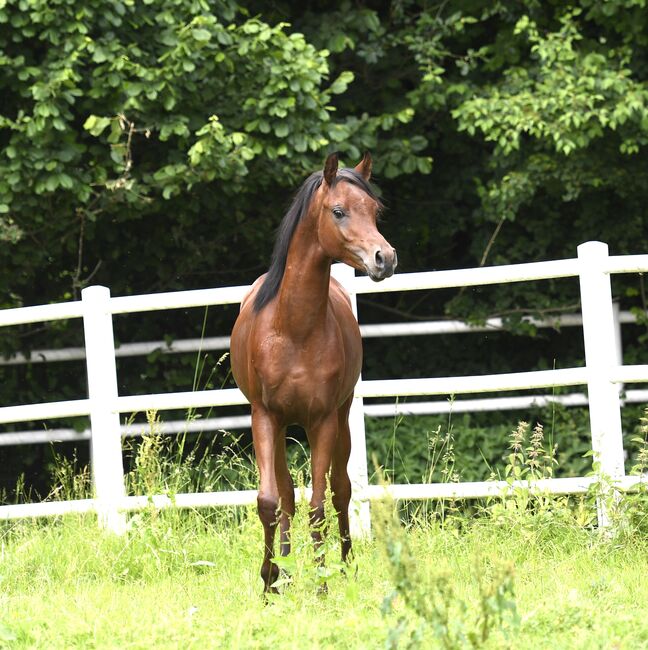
2, 238, 648, 648
2, 465, 648, 649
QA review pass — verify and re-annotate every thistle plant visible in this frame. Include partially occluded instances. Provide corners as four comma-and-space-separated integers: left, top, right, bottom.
505, 421, 557, 483
506, 421, 527, 482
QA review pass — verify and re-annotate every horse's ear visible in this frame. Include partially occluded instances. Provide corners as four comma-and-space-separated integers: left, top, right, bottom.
323, 152, 339, 186
355, 151, 372, 181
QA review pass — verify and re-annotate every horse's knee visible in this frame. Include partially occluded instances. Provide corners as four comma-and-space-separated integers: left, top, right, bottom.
257, 493, 279, 527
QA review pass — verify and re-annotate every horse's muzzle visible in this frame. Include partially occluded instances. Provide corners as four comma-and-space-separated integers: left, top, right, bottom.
367, 247, 397, 281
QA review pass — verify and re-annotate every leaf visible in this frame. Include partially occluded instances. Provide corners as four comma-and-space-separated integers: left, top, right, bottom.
58, 173, 74, 189
272, 554, 297, 572
277, 571, 297, 584
92, 46, 109, 63
329, 71, 354, 95
189, 560, 216, 568
192, 28, 211, 42
329, 33, 351, 53
44, 175, 59, 192
83, 115, 111, 137
293, 133, 307, 152
230, 132, 245, 146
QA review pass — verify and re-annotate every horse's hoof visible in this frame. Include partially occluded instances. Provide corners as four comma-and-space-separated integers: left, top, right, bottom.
262, 586, 279, 603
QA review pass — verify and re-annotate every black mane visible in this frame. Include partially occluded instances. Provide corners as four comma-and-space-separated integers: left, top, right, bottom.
253, 167, 382, 312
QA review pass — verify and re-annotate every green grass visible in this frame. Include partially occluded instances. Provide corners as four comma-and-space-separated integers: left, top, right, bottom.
3, 412, 648, 648
2, 501, 648, 649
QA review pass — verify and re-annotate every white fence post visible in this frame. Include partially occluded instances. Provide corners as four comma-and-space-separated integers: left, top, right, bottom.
331, 264, 372, 537
577, 242, 626, 529
82, 286, 127, 534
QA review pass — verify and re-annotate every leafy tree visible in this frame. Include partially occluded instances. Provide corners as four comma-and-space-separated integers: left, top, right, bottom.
2, 0, 648, 495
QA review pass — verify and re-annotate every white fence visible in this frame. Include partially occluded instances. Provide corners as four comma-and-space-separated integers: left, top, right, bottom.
3, 302, 648, 447
1, 241, 648, 534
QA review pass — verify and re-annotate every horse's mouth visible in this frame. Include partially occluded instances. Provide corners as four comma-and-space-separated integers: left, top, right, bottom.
343, 248, 397, 281
366, 265, 395, 282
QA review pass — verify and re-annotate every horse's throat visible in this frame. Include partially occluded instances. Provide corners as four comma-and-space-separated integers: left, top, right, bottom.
276, 239, 331, 338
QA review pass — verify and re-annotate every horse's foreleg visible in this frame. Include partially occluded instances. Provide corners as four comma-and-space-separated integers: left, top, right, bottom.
331, 396, 353, 563
307, 414, 339, 556
251, 406, 282, 593
274, 436, 295, 558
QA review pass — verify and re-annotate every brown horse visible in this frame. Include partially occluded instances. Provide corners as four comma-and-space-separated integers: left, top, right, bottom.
230, 152, 397, 592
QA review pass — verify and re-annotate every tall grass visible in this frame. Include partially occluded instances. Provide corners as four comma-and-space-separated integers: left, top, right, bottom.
124, 410, 259, 499
3, 480, 648, 648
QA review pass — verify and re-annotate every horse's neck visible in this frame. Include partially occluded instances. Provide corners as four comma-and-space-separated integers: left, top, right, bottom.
275, 218, 331, 340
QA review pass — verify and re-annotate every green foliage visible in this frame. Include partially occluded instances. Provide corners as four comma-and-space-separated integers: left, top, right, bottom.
365, 405, 594, 487
454, 10, 648, 157
0, 0, 433, 310
2, 0, 647, 305
0, 1, 350, 304
3, 0, 648, 495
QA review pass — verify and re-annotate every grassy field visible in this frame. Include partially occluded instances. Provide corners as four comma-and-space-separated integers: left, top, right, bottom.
2, 494, 648, 650
3, 415, 648, 648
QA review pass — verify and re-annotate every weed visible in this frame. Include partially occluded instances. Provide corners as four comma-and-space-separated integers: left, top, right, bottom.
1, 472, 32, 506
504, 420, 557, 483
630, 406, 648, 477
384, 401, 464, 525
615, 406, 648, 535
483, 421, 567, 525
374, 497, 519, 649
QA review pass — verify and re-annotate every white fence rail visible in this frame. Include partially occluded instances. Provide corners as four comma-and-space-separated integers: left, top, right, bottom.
0, 308, 638, 367
1, 241, 648, 534
4, 299, 648, 447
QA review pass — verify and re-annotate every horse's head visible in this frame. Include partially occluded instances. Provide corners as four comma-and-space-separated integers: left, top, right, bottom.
316, 152, 397, 281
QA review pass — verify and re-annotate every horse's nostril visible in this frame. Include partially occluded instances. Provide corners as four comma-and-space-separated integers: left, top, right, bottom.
375, 250, 385, 268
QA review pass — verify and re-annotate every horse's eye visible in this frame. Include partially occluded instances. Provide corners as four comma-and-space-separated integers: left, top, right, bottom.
332, 207, 345, 220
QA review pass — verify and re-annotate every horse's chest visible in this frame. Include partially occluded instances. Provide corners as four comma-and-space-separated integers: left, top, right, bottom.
253, 333, 346, 422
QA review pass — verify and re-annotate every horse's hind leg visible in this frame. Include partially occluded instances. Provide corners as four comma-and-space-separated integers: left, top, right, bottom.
331, 396, 353, 562
251, 405, 283, 593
